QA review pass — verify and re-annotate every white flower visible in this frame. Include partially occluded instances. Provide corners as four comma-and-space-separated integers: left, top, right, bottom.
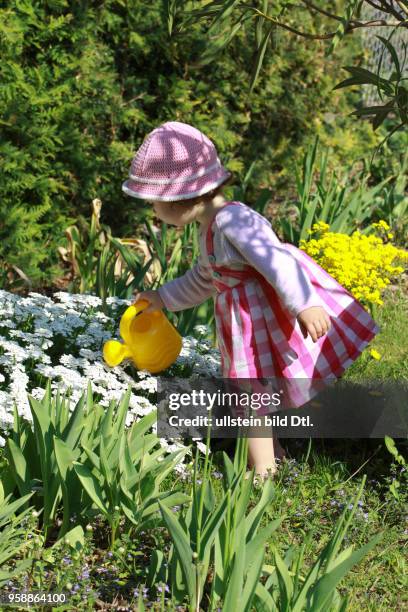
0, 319, 17, 329
192, 439, 212, 455
0, 288, 222, 465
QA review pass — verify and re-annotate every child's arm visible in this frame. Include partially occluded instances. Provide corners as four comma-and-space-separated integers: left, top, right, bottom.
156, 260, 216, 311
216, 205, 322, 318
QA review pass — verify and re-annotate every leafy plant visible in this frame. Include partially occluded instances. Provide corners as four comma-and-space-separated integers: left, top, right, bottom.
60, 199, 152, 311
148, 433, 282, 610
278, 135, 394, 244
384, 436, 406, 501
0, 493, 34, 587
72, 399, 190, 548
4, 379, 190, 544
231, 161, 273, 216
334, 32, 408, 160
1, 0, 382, 291
254, 475, 383, 611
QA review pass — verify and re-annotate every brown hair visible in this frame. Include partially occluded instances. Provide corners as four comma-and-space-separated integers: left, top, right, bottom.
175, 172, 234, 207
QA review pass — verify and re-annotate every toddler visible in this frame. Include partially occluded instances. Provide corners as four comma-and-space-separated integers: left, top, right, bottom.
122, 121, 379, 478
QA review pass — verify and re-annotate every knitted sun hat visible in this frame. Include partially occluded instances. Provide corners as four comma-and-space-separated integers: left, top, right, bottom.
122, 121, 231, 202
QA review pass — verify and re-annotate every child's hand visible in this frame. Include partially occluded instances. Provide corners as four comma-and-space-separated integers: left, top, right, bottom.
132, 290, 165, 314
297, 306, 331, 343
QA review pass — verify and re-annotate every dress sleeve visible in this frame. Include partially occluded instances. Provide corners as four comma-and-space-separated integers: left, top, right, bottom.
216, 204, 323, 317
158, 259, 216, 312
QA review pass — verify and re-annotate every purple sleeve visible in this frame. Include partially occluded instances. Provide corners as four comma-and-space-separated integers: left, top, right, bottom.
216, 205, 323, 317
158, 260, 216, 312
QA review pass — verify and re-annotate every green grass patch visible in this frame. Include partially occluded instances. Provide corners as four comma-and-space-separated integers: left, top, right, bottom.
345, 284, 408, 380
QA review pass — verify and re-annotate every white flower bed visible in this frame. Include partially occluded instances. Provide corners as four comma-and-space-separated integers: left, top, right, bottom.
0, 290, 221, 464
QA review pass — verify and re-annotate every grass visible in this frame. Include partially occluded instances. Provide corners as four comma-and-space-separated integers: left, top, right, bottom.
2, 283, 407, 610
344, 283, 408, 380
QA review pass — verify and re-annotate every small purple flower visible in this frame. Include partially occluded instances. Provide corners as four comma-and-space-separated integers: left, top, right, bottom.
107, 551, 113, 558
330, 500, 337, 506
348, 504, 354, 510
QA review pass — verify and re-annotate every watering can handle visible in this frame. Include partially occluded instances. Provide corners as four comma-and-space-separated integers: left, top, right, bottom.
132, 298, 150, 316
120, 299, 150, 343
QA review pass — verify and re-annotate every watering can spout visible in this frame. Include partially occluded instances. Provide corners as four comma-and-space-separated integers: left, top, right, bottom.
103, 300, 182, 373
103, 340, 133, 367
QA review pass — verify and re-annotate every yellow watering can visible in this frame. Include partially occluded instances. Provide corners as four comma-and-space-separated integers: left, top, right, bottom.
103, 299, 182, 374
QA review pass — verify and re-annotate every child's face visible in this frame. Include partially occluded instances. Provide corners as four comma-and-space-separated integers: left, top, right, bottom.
151, 200, 199, 227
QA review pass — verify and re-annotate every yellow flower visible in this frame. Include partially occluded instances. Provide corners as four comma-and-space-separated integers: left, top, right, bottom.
369, 349, 382, 360
371, 220, 390, 231
299, 222, 407, 310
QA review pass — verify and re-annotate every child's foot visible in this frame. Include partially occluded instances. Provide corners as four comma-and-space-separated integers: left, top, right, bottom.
245, 463, 278, 481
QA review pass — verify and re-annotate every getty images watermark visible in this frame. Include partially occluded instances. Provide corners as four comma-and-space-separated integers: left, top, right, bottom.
166, 388, 311, 428
157, 377, 408, 439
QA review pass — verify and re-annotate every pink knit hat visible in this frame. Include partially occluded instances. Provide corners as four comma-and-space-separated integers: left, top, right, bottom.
122, 121, 232, 202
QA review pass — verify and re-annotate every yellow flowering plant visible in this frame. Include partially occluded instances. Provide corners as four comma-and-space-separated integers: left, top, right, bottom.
299, 220, 408, 313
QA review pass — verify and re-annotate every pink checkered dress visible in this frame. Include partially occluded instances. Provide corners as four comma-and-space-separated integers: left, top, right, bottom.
205, 202, 379, 412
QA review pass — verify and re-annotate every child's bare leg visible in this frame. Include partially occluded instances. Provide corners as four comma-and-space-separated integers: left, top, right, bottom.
248, 436, 277, 476
247, 414, 281, 476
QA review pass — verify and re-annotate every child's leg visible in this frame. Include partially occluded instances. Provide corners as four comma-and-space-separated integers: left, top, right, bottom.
247, 414, 284, 476
248, 435, 277, 476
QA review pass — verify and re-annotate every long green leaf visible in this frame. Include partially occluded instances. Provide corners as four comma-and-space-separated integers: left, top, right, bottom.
158, 500, 196, 604
73, 463, 107, 515
7, 440, 31, 497
310, 532, 383, 611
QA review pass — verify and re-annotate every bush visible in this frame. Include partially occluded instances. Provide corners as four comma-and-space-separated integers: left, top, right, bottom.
0, 0, 380, 290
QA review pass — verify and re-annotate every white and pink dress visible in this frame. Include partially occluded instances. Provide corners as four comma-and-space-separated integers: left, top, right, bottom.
158, 201, 379, 413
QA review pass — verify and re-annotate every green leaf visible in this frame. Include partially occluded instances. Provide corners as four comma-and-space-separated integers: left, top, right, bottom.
325, 0, 360, 57
6, 439, 31, 497
54, 525, 84, 551
310, 532, 383, 611
274, 547, 294, 608
73, 463, 107, 515
376, 35, 401, 80
223, 518, 246, 607
158, 500, 196, 603
0, 493, 33, 523
249, 22, 274, 94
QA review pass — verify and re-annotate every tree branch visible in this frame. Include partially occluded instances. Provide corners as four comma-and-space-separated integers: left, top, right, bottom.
365, 0, 386, 11
300, 0, 343, 22
349, 18, 407, 28
378, 0, 407, 19
246, 8, 407, 42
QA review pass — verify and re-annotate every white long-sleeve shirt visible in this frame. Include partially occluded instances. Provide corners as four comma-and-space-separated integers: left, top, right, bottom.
158, 202, 322, 317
